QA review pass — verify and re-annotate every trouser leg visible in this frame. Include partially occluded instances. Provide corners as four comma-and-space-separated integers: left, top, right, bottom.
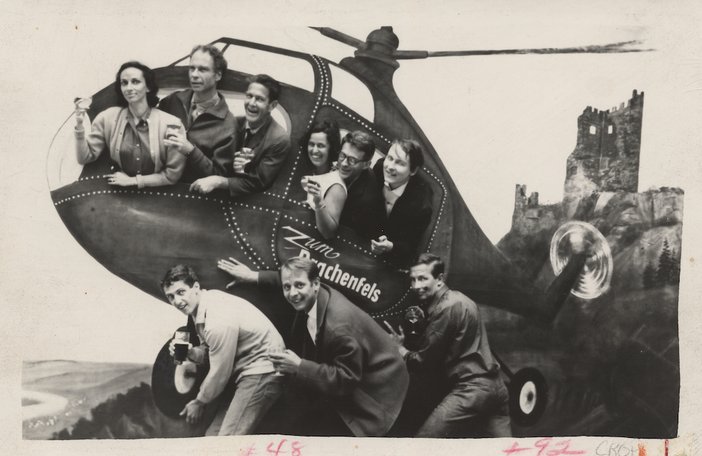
416, 376, 512, 438
206, 373, 284, 436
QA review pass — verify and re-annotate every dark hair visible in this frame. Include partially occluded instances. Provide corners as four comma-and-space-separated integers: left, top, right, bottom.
393, 139, 425, 172
190, 44, 228, 76
248, 74, 281, 102
301, 120, 341, 167
281, 256, 320, 282
414, 253, 444, 278
114, 61, 160, 107
161, 264, 199, 291
341, 131, 375, 161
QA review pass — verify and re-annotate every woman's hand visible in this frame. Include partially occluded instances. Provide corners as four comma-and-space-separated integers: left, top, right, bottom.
107, 172, 136, 187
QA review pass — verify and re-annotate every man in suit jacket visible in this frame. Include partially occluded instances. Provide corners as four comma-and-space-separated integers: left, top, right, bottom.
217, 256, 409, 437
371, 139, 434, 267
338, 131, 385, 240
188, 74, 290, 197
159, 44, 237, 182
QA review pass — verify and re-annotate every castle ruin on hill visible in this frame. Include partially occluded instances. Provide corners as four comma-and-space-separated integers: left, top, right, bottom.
512, 90, 644, 229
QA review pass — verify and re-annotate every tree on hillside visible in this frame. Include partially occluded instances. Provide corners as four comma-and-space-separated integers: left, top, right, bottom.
655, 239, 673, 287
642, 262, 656, 289
668, 248, 681, 285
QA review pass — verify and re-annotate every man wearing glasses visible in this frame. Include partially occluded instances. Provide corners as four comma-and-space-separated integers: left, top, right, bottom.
337, 131, 384, 239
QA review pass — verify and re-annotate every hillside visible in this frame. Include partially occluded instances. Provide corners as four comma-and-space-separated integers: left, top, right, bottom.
22, 360, 151, 440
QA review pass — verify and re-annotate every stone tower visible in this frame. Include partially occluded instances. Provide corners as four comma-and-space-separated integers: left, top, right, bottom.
563, 90, 644, 217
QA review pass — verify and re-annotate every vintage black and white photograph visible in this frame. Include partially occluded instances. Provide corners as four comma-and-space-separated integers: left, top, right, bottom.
3, 1, 702, 455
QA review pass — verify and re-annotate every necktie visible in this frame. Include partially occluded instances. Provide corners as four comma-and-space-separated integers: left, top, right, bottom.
243, 128, 252, 147
291, 311, 316, 360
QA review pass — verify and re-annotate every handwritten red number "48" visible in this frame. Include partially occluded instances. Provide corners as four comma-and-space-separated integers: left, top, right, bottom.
267, 439, 304, 456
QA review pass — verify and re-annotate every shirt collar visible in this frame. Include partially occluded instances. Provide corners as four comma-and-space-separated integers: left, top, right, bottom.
191, 91, 220, 111
306, 299, 318, 341
244, 115, 271, 136
425, 284, 450, 311
384, 180, 409, 197
126, 106, 151, 124
192, 292, 208, 326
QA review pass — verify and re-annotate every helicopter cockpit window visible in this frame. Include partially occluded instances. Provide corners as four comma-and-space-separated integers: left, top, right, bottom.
328, 64, 375, 121
219, 46, 315, 93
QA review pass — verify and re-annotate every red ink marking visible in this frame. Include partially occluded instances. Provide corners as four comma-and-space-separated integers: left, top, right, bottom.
503, 442, 531, 455
267, 439, 287, 456
552, 439, 587, 455
638, 443, 647, 456
291, 441, 303, 456
502, 439, 584, 456
664, 439, 669, 456
240, 445, 256, 456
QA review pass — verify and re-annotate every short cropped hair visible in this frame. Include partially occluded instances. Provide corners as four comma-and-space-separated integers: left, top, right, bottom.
414, 253, 444, 278
161, 264, 199, 290
341, 131, 375, 162
190, 44, 228, 75
248, 74, 281, 102
394, 139, 425, 172
302, 119, 342, 165
115, 61, 160, 107
281, 256, 320, 282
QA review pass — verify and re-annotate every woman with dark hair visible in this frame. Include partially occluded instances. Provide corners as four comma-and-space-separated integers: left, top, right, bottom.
74, 61, 187, 188
300, 120, 346, 239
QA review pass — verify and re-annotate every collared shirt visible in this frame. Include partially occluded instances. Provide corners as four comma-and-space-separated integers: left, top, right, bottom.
405, 285, 500, 383
191, 289, 285, 404
306, 299, 318, 344
382, 180, 408, 215
120, 108, 155, 176
189, 92, 220, 125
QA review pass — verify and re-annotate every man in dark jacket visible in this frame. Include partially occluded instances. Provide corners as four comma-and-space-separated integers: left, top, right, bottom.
385, 253, 512, 438
159, 44, 237, 182
371, 139, 433, 267
218, 256, 409, 437
338, 131, 384, 240
187, 74, 290, 197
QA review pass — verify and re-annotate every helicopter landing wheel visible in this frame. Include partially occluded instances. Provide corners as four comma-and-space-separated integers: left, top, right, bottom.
508, 368, 548, 426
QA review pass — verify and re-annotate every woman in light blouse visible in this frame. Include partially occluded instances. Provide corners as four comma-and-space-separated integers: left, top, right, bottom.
75, 61, 187, 188
300, 120, 347, 239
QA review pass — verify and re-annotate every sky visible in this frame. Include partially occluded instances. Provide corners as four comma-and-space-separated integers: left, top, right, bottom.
2, 0, 702, 442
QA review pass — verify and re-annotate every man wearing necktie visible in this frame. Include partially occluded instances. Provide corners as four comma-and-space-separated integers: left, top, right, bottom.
188, 74, 291, 197
217, 256, 409, 437
159, 45, 238, 182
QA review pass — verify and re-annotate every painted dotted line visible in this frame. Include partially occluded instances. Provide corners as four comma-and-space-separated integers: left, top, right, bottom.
324, 102, 391, 146
227, 201, 284, 269
271, 211, 282, 268
78, 174, 111, 182
224, 203, 265, 269
312, 56, 331, 105
422, 168, 448, 250
371, 289, 411, 319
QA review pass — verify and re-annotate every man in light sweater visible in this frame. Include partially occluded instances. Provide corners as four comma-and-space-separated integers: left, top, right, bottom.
161, 264, 285, 435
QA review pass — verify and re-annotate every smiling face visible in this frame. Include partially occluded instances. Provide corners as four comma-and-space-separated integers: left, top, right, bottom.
244, 82, 277, 128
119, 67, 148, 106
308, 132, 331, 171
163, 280, 201, 316
384, 143, 416, 189
281, 267, 319, 313
337, 142, 369, 182
409, 263, 444, 302
188, 50, 221, 96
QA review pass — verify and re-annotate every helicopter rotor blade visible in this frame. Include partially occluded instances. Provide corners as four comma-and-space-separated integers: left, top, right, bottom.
393, 40, 652, 59
310, 27, 365, 50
